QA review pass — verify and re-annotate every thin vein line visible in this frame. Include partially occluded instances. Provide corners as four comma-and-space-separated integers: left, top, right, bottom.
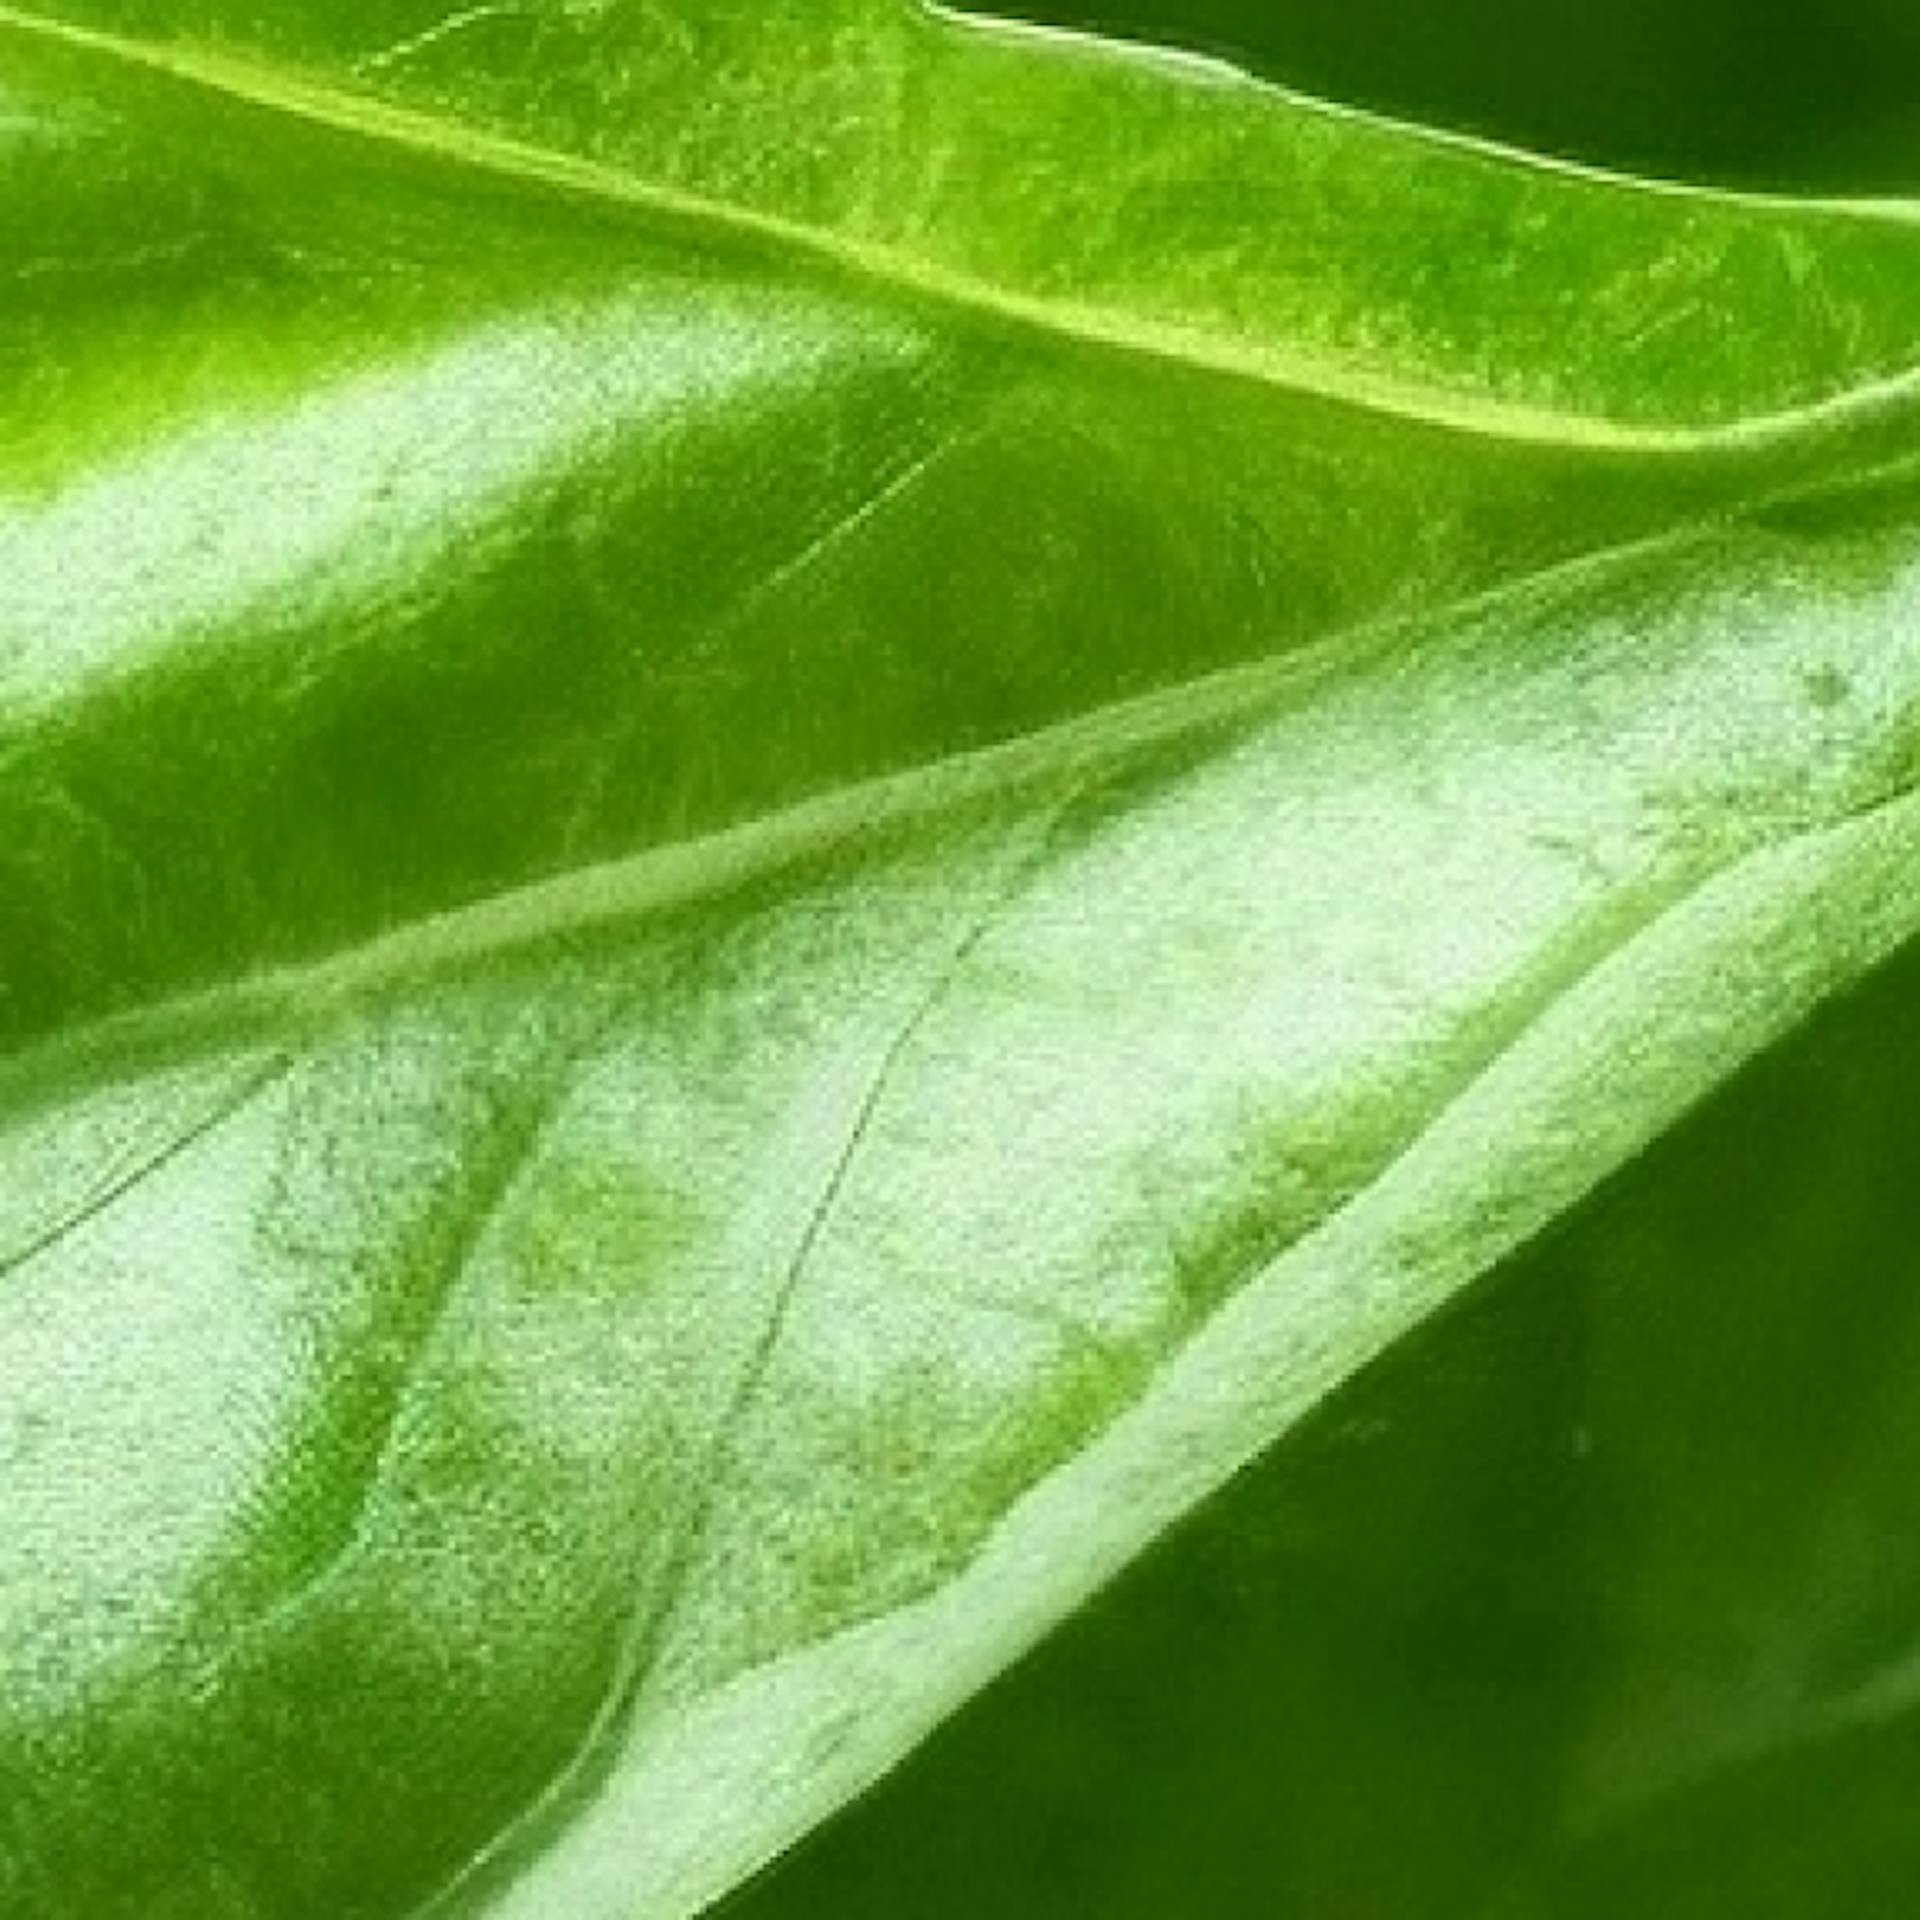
0, 1047, 294, 1281
560, 411, 986, 857
713, 420, 981, 635
406, 789, 1091, 1919
353, 3, 526, 76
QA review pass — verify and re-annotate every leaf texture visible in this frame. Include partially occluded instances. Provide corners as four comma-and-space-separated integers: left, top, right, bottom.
4, 5, 1920, 1917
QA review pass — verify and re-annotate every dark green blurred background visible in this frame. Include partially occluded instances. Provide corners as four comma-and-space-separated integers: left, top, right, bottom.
978, 0, 1920, 190
716, 7, 1920, 1917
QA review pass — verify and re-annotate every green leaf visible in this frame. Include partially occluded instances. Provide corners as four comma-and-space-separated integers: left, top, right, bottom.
4, 5, 1920, 1917
728, 927, 1920, 1918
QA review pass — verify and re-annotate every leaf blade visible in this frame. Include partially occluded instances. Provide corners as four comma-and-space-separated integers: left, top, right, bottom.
8, 7, 1920, 1917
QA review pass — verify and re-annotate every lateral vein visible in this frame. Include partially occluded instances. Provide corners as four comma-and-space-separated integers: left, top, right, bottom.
6, 1, 1919, 454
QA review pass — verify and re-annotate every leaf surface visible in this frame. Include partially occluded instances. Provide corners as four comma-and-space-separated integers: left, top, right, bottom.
5, 5, 1920, 1917
727, 926, 1920, 1919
